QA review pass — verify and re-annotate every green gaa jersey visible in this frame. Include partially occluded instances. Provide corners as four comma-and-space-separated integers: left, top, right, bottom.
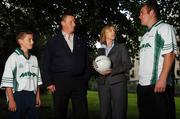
139, 20, 178, 86
1, 48, 42, 93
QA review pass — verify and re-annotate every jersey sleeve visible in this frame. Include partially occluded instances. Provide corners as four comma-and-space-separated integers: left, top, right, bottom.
159, 24, 178, 55
35, 57, 42, 86
1, 55, 16, 88
37, 68, 43, 86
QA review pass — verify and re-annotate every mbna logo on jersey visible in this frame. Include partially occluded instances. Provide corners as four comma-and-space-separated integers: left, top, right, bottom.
19, 63, 24, 68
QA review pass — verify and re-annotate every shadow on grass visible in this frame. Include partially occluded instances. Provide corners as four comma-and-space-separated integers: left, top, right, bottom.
1, 91, 179, 119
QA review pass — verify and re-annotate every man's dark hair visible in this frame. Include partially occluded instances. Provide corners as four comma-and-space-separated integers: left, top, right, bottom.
141, 0, 160, 19
59, 12, 75, 30
60, 12, 74, 22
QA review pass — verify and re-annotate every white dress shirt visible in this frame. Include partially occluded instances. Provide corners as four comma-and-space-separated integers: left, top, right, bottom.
62, 31, 74, 52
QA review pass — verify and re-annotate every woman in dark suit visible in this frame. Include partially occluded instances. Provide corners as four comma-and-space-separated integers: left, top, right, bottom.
95, 24, 132, 119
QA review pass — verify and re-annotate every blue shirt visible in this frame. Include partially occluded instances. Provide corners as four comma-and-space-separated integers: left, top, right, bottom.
101, 41, 115, 56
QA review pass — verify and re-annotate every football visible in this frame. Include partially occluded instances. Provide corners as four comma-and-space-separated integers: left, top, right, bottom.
94, 55, 111, 73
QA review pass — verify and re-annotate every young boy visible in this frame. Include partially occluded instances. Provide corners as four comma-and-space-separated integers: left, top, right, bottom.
0, 30, 42, 119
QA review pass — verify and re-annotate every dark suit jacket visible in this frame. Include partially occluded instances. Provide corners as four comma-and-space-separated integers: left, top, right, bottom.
97, 42, 132, 85
43, 31, 90, 87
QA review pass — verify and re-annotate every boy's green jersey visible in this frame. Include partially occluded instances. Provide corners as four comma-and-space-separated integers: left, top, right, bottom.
1, 48, 42, 93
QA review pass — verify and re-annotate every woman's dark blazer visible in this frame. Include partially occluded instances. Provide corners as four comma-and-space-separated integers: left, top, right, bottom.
97, 42, 132, 85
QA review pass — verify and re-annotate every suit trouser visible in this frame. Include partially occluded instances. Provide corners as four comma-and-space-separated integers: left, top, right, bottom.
52, 74, 88, 119
98, 79, 127, 119
137, 84, 176, 119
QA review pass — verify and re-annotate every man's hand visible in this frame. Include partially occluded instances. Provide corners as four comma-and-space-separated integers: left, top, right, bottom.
47, 85, 56, 93
154, 52, 175, 93
154, 75, 167, 93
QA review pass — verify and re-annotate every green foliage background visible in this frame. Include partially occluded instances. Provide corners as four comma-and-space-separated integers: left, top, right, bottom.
0, 0, 179, 75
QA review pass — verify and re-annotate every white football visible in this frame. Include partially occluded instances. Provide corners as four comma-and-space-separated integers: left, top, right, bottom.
94, 55, 111, 73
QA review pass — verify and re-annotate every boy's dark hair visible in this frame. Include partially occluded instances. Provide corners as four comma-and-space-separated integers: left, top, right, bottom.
16, 31, 33, 41
15, 30, 33, 48
141, 0, 160, 19
15, 24, 34, 41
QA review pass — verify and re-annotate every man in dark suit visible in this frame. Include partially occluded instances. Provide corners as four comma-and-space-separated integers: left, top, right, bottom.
43, 13, 90, 119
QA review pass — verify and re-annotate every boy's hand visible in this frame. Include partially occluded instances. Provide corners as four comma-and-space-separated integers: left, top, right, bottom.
6, 87, 16, 112
35, 96, 41, 107
8, 100, 16, 112
47, 85, 56, 93
35, 87, 41, 107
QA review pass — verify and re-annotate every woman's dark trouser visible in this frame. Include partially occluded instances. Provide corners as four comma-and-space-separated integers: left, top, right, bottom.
98, 80, 127, 119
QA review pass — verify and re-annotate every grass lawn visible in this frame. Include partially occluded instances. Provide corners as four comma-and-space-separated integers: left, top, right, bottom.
1, 91, 180, 119
39, 91, 180, 119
